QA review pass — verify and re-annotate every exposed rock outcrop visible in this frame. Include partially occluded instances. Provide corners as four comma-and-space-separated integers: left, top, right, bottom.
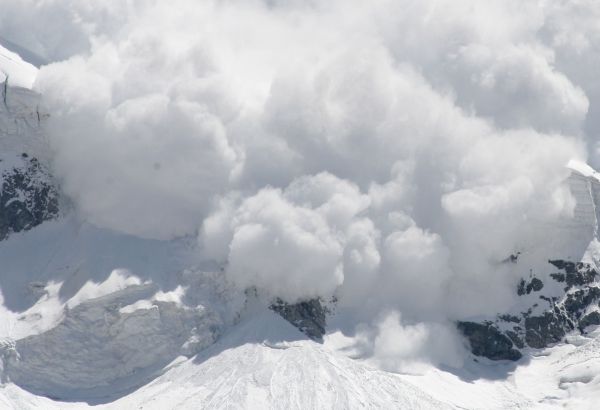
0, 154, 59, 240
457, 321, 522, 361
459, 260, 600, 361
270, 298, 328, 341
1, 83, 58, 241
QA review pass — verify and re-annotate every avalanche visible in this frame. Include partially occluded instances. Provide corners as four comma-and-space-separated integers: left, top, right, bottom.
2, 6, 600, 408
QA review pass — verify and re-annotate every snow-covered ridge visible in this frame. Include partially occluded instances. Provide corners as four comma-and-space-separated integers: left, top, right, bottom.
1, 310, 454, 409
455, 162, 600, 366
568, 160, 600, 182
0, 43, 37, 89
0, 75, 49, 166
1, 70, 57, 241
567, 160, 600, 239
1, 283, 221, 402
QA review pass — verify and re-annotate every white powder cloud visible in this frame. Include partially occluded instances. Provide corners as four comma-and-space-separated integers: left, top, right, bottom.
371, 312, 465, 372
3, 0, 600, 365
201, 173, 370, 302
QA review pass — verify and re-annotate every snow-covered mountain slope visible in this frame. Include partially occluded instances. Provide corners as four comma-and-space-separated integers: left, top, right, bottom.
1, 217, 599, 410
0, 80, 58, 242
0, 59, 47, 161
0, 213, 447, 408
454, 165, 600, 364
0, 310, 452, 409
398, 327, 600, 410
0, 43, 37, 89
567, 159, 600, 240
2, 304, 600, 409
0, 37, 46, 69
2, 43, 600, 410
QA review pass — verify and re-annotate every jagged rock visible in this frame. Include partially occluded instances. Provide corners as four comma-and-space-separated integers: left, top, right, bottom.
517, 277, 544, 296
579, 311, 600, 331
549, 260, 597, 289
517, 279, 526, 296
269, 298, 327, 341
527, 278, 544, 293
498, 314, 520, 323
457, 322, 522, 361
564, 287, 600, 318
0, 155, 59, 240
505, 330, 525, 349
524, 312, 568, 349
459, 259, 600, 359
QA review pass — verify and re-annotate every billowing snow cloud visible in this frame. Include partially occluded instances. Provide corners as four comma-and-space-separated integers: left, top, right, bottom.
201, 173, 369, 302
3, 0, 600, 364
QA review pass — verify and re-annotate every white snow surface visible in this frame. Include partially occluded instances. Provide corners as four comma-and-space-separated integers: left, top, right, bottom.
0, 208, 446, 408
0, 168, 598, 409
395, 327, 600, 410
0, 43, 37, 89
0, 310, 453, 409
0, 205, 599, 409
0, 77, 49, 168
2, 300, 600, 409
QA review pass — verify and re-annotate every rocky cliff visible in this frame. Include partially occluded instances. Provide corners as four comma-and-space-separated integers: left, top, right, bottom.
459, 259, 600, 361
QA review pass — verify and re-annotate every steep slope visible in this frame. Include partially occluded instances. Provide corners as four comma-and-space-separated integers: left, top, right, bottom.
0, 43, 37, 89
0, 216, 243, 403
0, 212, 449, 408
1, 54, 58, 241
2, 42, 600, 410
458, 162, 600, 360
1, 283, 221, 402
397, 326, 600, 410
0, 311, 454, 409
0, 153, 59, 240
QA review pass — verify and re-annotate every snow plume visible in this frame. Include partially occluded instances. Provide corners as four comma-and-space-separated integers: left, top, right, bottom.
3, 0, 600, 365
359, 311, 465, 373
202, 173, 370, 302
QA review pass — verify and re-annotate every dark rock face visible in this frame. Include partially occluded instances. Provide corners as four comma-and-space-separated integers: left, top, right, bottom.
458, 260, 600, 361
524, 312, 569, 349
548, 260, 597, 288
0, 155, 59, 240
270, 298, 327, 341
457, 321, 522, 361
579, 312, 600, 330
564, 287, 600, 317
517, 277, 544, 296
528, 278, 544, 293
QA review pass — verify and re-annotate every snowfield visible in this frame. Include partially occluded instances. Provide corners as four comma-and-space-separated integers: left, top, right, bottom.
1, 299, 600, 409
0, 218, 599, 409
0, 215, 449, 409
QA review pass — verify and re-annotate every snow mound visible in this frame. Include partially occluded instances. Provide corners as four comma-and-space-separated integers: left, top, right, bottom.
99, 310, 453, 409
